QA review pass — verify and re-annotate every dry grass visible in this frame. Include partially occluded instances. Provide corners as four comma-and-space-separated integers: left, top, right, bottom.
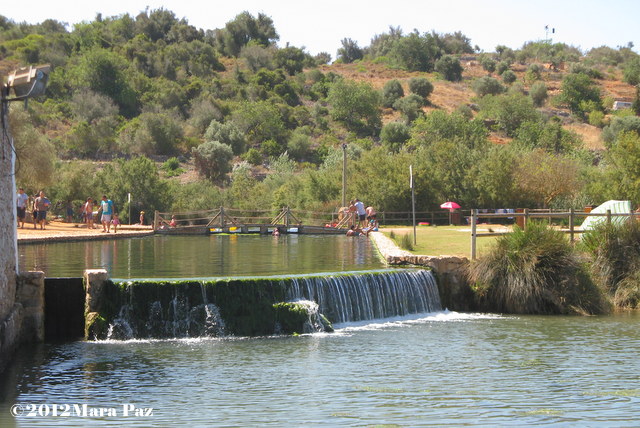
565, 122, 605, 150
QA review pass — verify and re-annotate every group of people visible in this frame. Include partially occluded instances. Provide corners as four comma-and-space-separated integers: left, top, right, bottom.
345, 199, 379, 237
16, 189, 122, 233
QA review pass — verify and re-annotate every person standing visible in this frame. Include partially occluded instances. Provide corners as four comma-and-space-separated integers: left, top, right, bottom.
34, 190, 51, 230
16, 187, 29, 228
354, 198, 367, 227
82, 197, 95, 229
100, 195, 115, 233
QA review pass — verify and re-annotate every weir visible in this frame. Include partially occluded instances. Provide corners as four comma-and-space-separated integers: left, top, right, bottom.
84, 269, 441, 340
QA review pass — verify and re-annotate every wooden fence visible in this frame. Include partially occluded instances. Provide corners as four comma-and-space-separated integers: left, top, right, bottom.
469, 208, 639, 260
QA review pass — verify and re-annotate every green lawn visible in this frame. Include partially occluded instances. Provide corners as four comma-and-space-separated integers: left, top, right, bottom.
380, 225, 506, 258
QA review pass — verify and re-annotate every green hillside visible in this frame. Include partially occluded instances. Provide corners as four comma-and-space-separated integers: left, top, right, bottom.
1, 10, 639, 221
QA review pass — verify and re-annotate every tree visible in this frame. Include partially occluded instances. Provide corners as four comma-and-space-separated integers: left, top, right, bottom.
118, 112, 183, 156
529, 81, 548, 107
602, 116, 640, 148
478, 93, 541, 137
410, 110, 488, 150
192, 141, 234, 181
204, 120, 247, 155
94, 156, 171, 222
623, 57, 640, 86
381, 79, 404, 108
214, 11, 278, 57
380, 122, 411, 152
389, 31, 440, 72
230, 101, 287, 145
327, 79, 381, 136
480, 55, 496, 74
434, 55, 463, 82
513, 150, 582, 208
605, 131, 640, 202
558, 73, 602, 118
274, 46, 307, 76
337, 38, 363, 63
393, 94, 425, 123
408, 77, 434, 101
472, 76, 504, 97
501, 69, 517, 84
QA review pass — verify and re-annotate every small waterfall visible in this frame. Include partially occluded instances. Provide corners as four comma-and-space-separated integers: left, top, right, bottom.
284, 270, 441, 324
97, 269, 440, 339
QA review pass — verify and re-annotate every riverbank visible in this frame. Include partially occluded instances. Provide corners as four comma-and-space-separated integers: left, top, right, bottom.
17, 220, 154, 244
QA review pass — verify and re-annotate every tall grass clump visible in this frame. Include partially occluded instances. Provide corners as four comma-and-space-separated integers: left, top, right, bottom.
580, 221, 640, 308
399, 233, 414, 251
468, 222, 608, 315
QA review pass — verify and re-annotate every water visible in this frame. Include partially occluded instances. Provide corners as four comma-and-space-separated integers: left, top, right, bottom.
18, 234, 383, 278
2, 311, 640, 427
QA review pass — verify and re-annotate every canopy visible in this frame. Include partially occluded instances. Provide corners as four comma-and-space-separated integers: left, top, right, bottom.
580, 200, 632, 230
440, 201, 461, 210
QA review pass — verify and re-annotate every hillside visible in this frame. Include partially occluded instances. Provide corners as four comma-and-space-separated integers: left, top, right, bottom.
1, 10, 640, 220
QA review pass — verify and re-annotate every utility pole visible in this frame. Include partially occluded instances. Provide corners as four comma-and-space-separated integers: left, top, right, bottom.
341, 143, 347, 208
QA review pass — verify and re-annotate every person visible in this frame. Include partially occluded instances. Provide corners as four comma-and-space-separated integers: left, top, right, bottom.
139, 211, 145, 225
348, 200, 357, 226
366, 205, 376, 219
81, 198, 95, 229
354, 198, 367, 227
100, 195, 115, 233
34, 190, 51, 230
31, 194, 38, 229
111, 213, 121, 233
169, 215, 177, 227
65, 200, 74, 223
272, 227, 280, 237
16, 187, 29, 228
362, 215, 379, 236
346, 225, 364, 236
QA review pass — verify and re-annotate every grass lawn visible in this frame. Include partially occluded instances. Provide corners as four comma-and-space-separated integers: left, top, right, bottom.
380, 224, 508, 258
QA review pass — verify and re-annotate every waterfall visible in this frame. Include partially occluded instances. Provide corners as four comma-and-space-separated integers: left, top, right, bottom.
97, 269, 441, 339
284, 270, 441, 324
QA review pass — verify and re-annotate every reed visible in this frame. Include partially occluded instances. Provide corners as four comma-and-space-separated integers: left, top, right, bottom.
580, 221, 640, 308
468, 221, 608, 315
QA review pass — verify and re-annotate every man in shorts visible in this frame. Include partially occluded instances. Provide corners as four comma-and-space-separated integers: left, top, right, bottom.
100, 195, 115, 233
16, 187, 29, 228
354, 199, 367, 227
34, 191, 51, 230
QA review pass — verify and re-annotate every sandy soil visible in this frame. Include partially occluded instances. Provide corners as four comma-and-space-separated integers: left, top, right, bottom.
17, 220, 154, 243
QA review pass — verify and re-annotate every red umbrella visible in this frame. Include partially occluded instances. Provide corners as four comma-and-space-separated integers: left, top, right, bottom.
440, 201, 461, 210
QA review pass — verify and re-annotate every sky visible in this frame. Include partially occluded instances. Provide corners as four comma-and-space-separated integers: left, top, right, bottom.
2, 0, 639, 57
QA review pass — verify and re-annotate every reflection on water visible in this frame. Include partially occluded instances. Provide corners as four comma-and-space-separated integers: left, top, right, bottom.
18, 234, 383, 278
1, 312, 640, 427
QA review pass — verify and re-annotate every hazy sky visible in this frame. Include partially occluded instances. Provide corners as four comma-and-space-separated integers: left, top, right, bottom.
3, 0, 639, 56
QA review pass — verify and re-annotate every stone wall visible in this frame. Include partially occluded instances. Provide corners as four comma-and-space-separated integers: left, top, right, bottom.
0, 101, 19, 373
369, 232, 476, 311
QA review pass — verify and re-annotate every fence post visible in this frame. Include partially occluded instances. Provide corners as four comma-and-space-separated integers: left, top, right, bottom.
569, 208, 574, 243
153, 210, 159, 231
471, 209, 477, 260
285, 207, 290, 228
220, 206, 225, 228
524, 208, 529, 230
606, 209, 611, 225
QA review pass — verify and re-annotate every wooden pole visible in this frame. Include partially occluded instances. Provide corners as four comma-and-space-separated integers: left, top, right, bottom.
606, 209, 611, 225
569, 208, 574, 243
524, 208, 529, 230
471, 209, 477, 260
410, 165, 416, 245
341, 144, 347, 209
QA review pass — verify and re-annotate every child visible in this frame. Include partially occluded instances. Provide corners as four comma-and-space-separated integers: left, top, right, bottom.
111, 213, 120, 233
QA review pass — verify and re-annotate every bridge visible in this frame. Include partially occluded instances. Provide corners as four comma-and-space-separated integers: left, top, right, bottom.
153, 206, 351, 235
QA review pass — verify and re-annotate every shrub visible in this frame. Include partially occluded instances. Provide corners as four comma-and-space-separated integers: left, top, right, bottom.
380, 122, 411, 152
204, 120, 247, 155
496, 61, 510, 76
408, 77, 434, 100
381, 79, 404, 108
580, 221, 640, 308
480, 55, 496, 74
192, 141, 234, 181
472, 76, 504, 97
525, 63, 542, 82
434, 55, 463, 81
501, 69, 517, 84
242, 148, 263, 165
623, 57, 640, 85
468, 222, 608, 315
558, 73, 602, 118
529, 81, 548, 107
393, 94, 425, 123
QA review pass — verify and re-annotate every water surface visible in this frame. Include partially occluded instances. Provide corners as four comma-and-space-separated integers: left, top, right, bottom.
18, 234, 383, 278
2, 311, 639, 427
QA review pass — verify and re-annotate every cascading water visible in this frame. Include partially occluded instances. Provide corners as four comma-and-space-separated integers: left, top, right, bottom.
284, 270, 441, 324
96, 269, 441, 340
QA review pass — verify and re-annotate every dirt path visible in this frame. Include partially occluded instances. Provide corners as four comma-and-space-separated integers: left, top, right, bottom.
17, 220, 154, 244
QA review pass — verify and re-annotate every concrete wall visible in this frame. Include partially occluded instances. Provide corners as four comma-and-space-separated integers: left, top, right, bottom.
369, 232, 476, 311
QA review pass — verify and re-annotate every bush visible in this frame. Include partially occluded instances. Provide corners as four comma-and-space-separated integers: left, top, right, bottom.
242, 148, 263, 165
468, 222, 608, 315
393, 94, 425, 123
580, 221, 640, 308
434, 55, 463, 81
408, 77, 434, 100
381, 79, 404, 108
525, 63, 542, 82
529, 81, 548, 107
380, 122, 411, 152
501, 69, 517, 84
472, 76, 504, 97
559, 73, 602, 118
192, 141, 234, 181
623, 57, 640, 86
496, 61, 510, 76
204, 120, 247, 155
480, 55, 496, 74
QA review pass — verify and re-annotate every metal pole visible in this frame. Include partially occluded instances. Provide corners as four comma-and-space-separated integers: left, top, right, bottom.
410, 165, 416, 245
471, 209, 477, 260
341, 144, 347, 209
